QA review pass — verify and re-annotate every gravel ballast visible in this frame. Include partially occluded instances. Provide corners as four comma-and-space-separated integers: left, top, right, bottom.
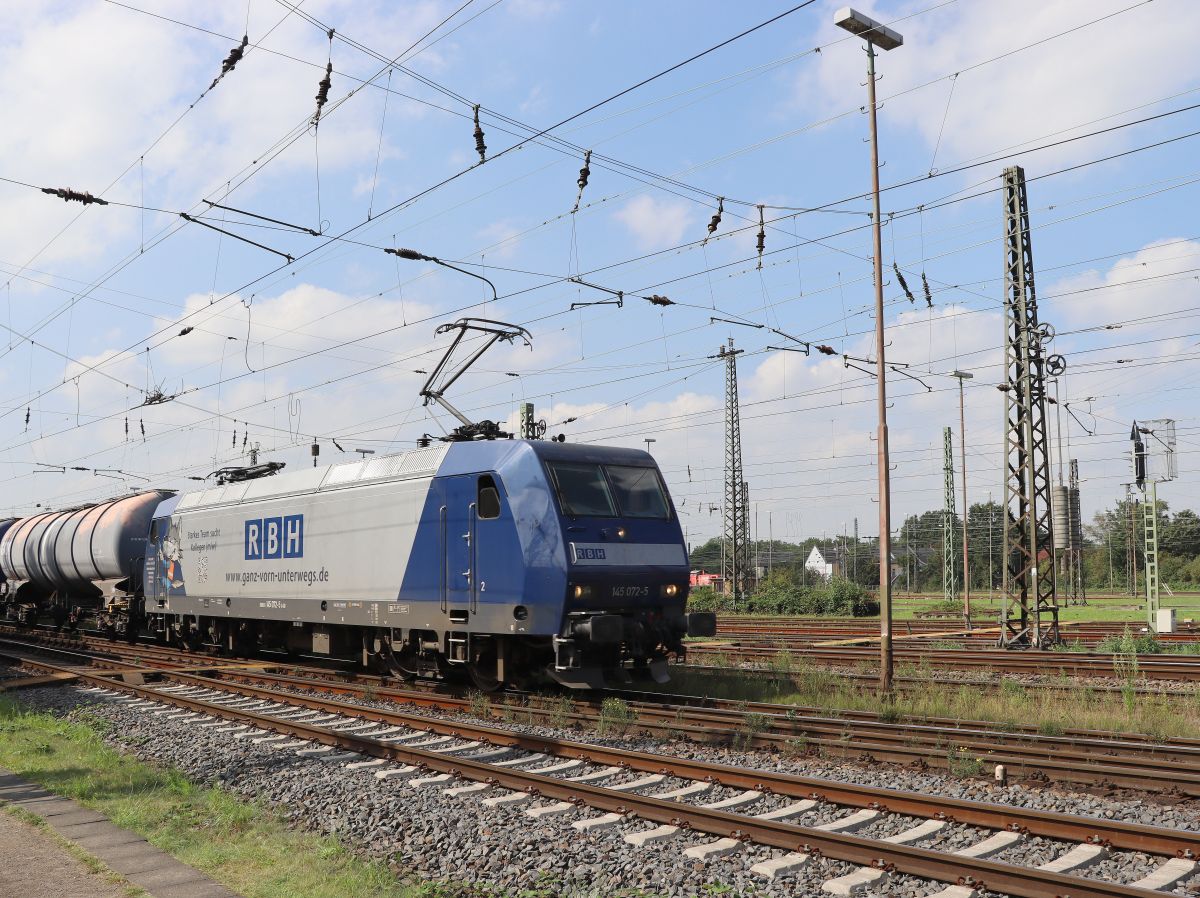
8, 675, 1200, 898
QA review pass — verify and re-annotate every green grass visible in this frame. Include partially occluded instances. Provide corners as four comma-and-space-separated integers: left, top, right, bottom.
0, 696, 677, 898
0, 698, 517, 898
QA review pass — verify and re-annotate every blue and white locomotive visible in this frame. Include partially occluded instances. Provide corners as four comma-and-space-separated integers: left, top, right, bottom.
2, 440, 713, 689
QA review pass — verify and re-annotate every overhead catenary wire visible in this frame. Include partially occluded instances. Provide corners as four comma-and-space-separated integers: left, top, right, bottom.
7, 1, 1190, 511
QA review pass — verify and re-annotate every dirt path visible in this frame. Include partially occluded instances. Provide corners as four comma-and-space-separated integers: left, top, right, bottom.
0, 810, 131, 898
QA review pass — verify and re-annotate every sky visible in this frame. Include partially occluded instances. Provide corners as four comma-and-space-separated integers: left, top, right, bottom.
1, 0, 1198, 552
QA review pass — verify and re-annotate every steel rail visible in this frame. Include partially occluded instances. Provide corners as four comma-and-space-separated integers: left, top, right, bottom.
56, 662, 1200, 859
4, 633, 1198, 796
7, 657, 1187, 897
192, 664, 1200, 794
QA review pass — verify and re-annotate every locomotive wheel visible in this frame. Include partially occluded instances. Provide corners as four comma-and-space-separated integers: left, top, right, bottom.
467, 639, 502, 693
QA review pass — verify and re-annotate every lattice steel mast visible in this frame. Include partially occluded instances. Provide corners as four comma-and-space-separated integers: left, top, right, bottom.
943, 426, 957, 603
999, 166, 1061, 647
1067, 459, 1086, 605
720, 340, 750, 603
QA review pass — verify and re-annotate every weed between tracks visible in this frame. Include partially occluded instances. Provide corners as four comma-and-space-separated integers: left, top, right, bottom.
650, 660, 1200, 744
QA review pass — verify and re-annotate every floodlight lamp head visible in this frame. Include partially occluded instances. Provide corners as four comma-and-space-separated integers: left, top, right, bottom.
834, 7, 903, 50
951, 370, 973, 380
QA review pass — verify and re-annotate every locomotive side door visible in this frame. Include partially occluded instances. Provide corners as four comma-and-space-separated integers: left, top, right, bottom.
441, 476, 476, 619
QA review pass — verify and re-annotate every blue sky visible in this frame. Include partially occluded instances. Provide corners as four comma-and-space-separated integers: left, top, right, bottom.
1, 0, 1198, 550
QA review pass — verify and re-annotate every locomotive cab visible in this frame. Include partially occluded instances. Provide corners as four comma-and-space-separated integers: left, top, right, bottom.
535, 444, 714, 688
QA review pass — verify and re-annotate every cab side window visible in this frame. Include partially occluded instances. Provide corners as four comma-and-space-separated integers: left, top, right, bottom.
478, 475, 501, 520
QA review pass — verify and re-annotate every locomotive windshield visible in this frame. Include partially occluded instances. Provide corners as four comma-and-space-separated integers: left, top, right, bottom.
605, 465, 669, 518
547, 461, 670, 519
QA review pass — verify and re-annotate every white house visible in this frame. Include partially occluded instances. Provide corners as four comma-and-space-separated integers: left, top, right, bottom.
804, 545, 842, 580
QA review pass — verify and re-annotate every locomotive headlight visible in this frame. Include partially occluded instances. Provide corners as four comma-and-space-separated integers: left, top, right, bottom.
572, 584, 592, 600
616, 527, 626, 539
661, 584, 679, 598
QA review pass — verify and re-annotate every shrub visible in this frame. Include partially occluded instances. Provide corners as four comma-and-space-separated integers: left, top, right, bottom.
686, 586, 727, 613
1097, 626, 1162, 655
597, 698, 636, 736
743, 577, 877, 617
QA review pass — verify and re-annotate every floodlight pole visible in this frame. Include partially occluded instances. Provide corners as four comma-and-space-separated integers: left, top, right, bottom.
836, 7, 902, 693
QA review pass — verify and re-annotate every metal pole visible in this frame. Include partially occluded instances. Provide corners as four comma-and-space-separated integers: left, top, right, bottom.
865, 43, 893, 692
958, 376, 971, 628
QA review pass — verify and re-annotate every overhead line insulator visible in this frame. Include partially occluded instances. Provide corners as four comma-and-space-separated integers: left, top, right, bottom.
41, 187, 107, 206
473, 104, 487, 163
209, 35, 249, 91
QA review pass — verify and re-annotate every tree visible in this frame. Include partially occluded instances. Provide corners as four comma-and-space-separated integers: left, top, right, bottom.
1163, 508, 1200, 558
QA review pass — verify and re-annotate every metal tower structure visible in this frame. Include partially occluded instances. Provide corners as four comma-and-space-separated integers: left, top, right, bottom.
720, 340, 750, 603
1124, 483, 1139, 596
1067, 459, 1086, 606
942, 426, 957, 603
1134, 419, 1177, 629
999, 166, 1061, 648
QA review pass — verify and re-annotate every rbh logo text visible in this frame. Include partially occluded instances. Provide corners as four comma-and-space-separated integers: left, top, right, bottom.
245, 515, 304, 560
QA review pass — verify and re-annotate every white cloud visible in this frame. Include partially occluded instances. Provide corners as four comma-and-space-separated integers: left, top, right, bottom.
799, 0, 1200, 170
1047, 238, 1200, 325
613, 195, 695, 251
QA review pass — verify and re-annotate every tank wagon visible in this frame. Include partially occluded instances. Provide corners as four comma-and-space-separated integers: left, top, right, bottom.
0, 493, 169, 631
0, 518, 16, 601
2, 440, 713, 688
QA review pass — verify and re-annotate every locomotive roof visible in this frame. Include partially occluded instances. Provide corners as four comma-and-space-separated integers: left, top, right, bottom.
168, 439, 657, 514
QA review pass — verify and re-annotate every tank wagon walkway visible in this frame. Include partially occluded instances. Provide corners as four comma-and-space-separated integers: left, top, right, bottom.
0, 769, 242, 898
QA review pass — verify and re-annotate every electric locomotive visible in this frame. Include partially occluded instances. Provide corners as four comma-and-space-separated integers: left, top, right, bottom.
1, 440, 713, 689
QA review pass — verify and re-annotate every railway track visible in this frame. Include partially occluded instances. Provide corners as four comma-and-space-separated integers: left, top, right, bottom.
714, 616, 1200, 644
2, 642, 1198, 896
5, 629, 1200, 798
687, 641, 1200, 682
